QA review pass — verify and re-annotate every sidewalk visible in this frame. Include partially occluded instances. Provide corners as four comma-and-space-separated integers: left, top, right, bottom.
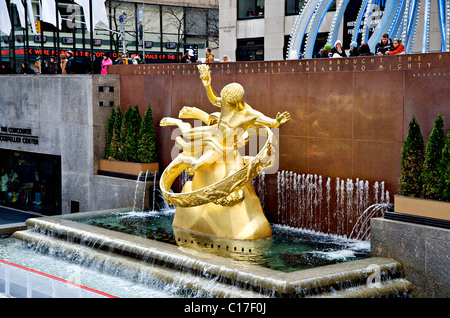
0, 206, 41, 236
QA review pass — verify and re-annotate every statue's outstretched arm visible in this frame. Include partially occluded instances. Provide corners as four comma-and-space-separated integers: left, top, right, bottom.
198, 64, 221, 107
251, 107, 291, 128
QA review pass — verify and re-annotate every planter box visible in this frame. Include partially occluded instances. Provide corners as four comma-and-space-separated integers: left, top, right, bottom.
393, 195, 450, 221
98, 159, 159, 180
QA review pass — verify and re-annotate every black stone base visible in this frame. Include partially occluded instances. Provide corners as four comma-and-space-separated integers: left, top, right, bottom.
384, 211, 450, 229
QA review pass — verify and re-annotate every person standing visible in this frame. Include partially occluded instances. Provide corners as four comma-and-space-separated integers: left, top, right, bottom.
386, 39, 405, 55
60, 54, 68, 74
330, 40, 347, 57
47, 56, 59, 74
181, 49, 197, 63
359, 43, 374, 56
92, 55, 102, 74
375, 33, 393, 56
205, 48, 215, 63
0, 168, 8, 202
349, 42, 360, 57
318, 44, 332, 58
101, 54, 113, 75
65, 50, 75, 74
115, 53, 125, 65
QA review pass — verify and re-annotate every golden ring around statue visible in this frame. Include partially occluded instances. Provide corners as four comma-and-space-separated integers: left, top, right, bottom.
159, 124, 276, 208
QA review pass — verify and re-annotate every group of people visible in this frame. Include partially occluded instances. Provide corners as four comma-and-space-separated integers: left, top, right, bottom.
0, 168, 19, 204
2, 34, 408, 74
98, 52, 146, 75
0, 50, 76, 75
318, 33, 405, 58
181, 47, 229, 63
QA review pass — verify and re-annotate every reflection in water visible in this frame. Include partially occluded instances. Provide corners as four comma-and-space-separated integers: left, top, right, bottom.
173, 226, 273, 266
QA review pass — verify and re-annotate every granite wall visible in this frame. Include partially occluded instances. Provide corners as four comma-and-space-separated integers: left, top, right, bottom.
371, 218, 450, 297
109, 52, 450, 233
0, 74, 144, 214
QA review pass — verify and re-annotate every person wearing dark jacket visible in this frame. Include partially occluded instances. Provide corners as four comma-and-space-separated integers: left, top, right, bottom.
375, 33, 393, 56
349, 42, 360, 57
47, 56, 59, 74
20, 62, 36, 74
318, 44, 332, 58
92, 55, 102, 74
359, 43, 373, 56
330, 40, 347, 57
65, 50, 75, 74
0, 62, 16, 74
181, 49, 197, 63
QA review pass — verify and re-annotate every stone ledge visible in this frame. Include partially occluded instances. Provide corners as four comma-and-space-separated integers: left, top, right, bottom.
371, 217, 450, 297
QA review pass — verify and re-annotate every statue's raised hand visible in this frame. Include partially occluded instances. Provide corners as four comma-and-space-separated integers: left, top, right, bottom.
276, 111, 291, 127
197, 64, 211, 86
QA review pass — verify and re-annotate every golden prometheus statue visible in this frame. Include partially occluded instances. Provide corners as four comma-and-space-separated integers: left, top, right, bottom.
159, 64, 290, 240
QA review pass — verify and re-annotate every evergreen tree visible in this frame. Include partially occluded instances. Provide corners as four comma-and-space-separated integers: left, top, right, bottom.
421, 113, 445, 200
437, 130, 450, 201
118, 106, 133, 161
105, 106, 116, 159
399, 116, 425, 197
109, 106, 123, 160
124, 105, 142, 162
137, 104, 158, 163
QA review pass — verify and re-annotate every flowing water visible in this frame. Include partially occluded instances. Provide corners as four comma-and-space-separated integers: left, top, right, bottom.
0, 237, 205, 298
274, 171, 390, 239
0, 169, 404, 298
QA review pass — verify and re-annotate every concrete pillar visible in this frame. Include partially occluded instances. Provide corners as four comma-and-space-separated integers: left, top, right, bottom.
219, 0, 238, 61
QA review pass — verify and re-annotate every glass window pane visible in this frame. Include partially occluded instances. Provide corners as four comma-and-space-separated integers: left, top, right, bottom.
286, 0, 307, 15
238, 0, 264, 19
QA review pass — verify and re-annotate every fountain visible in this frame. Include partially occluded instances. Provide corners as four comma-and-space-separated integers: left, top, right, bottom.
1, 65, 412, 298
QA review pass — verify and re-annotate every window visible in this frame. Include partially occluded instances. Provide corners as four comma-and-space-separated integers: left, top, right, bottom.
238, 0, 265, 20
286, 0, 307, 15
236, 38, 264, 61
0, 150, 62, 215
286, 0, 336, 15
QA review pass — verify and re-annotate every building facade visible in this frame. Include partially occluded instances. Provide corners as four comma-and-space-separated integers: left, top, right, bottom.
0, 0, 218, 72
219, 0, 445, 62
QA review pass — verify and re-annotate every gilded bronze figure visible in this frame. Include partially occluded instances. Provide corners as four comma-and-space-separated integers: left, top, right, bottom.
160, 64, 290, 239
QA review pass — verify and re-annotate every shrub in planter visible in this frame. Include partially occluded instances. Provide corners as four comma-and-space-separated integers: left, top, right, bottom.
437, 129, 450, 201
124, 105, 142, 162
118, 106, 134, 161
137, 104, 158, 163
399, 115, 425, 197
103, 104, 158, 168
421, 113, 445, 200
109, 105, 123, 160
105, 106, 116, 159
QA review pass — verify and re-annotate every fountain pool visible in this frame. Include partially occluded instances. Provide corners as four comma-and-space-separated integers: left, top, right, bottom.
77, 209, 370, 272
1, 207, 412, 298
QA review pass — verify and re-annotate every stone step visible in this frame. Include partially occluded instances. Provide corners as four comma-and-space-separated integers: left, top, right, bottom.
18, 216, 413, 297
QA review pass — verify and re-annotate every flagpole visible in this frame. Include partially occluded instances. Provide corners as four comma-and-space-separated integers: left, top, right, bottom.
71, 0, 76, 72
9, 0, 17, 70
39, 0, 43, 72
23, 0, 29, 64
89, 0, 93, 72
55, 0, 60, 62
142, 0, 144, 59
